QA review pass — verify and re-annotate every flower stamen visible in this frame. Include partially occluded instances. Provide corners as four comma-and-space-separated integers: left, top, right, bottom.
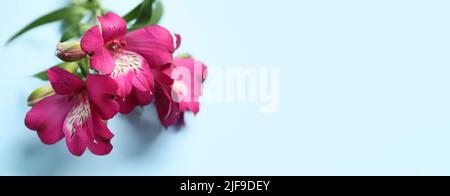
111, 50, 144, 77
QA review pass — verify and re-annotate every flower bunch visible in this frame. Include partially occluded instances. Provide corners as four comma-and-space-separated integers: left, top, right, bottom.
9, 0, 207, 156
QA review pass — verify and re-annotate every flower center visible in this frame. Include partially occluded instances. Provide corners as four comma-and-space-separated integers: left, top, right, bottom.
65, 99, 91, 138
107, 40, 126, 52
110, 50, 145, 77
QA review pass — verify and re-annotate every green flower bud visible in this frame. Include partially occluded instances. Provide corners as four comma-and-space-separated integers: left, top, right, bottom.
56, 41, 87, 62
27, 86, 55, 106
176, 53, 192, 59
61, 62, 80, 74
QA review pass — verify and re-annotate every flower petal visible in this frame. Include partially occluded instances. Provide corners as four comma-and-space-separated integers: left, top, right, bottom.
175, 33, 182, 49
126, 25, 177, 67
47, 67, 84, 95
98, 12, 127, 44
90, 47, 116, 74
112, 71, 134, 98
173, 58, 207, 98
91, 110, 114, 141
155, 82, 181, 127
118, 88, 154, 114
117, 96, 135, 114
80, 26, 104, 54
169, 58, 207, 114
88, 139, 113, 156
86, 75, 120, 120
25, 95, 74, 145
134, 88, 154, 106
62, 97, 93, 156
132, 66, 152, 92
109, 50, 153, 96
65, 133, 87, 157
181, 101, 200, 115
87, 111, 113, 156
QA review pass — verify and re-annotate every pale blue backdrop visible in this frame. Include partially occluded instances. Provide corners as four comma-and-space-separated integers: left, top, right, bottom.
1, 0, 450, 176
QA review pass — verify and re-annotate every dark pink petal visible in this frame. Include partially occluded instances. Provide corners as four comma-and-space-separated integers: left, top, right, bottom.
134, 88, 154, 106
86, 75, 120, 120
180, 101, 200, 115
132, 62, 153, 92
126, 25, 177, 67
87, 110, 113, 156
88, 139, 113, 156
25, 95, 74, 145
112, 71, 134, 98
91, 110, 114, 141
65, 133, 87, 157
62, 97, 93, 156
155, 83, 181, 127
154, 68, 174, 89
117, 89, 153, 114
90, 47, 116, 74
98, 12, 127, 44
175, 34, 182, 49
108, 49, 154, 97
132, 72, 150, 92
117, 96, 135, 114
109, 50, 153, 94
179, 113, 186, 126
47, 67, 84, 95
80, 26, 103, 54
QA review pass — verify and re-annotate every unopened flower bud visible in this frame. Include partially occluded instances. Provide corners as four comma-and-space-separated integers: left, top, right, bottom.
56, 41, 87, 62
27, 86, 55, 106
60, 62, 80, 74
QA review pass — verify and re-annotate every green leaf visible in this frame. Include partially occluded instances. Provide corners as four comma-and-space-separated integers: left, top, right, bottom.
61, 11, 84, 32
60, 23, 82, 42
123, 3, 142, 23
128, 1, 163, 31
60, 23, 93, 42
34, 63, 79, 81
135, 0, 155, 25
6, 6, 86, 45
150, 1, 163, 25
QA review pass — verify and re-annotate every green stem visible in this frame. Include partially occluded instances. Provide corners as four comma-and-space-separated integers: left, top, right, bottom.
79, 59, 90, 78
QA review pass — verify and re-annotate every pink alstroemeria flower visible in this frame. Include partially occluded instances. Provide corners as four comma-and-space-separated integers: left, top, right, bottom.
25, 67, 120, 156
80, 12, 179, 113
154, 58, 208, 127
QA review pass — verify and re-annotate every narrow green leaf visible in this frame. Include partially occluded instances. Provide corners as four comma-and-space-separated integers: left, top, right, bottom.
60, 23, 82, 42
129, 1, 163, 31
150, 1, 163, 25
34, 63, 79, 81
6, 6, 85, 45
34, 71, 50, 81
123, 3, 142, 23
61, 11, 84, 32
135, 0, 155, 25
60, 22, 93, 42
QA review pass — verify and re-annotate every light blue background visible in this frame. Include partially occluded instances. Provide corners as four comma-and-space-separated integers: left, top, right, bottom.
1, 0, 450, 176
